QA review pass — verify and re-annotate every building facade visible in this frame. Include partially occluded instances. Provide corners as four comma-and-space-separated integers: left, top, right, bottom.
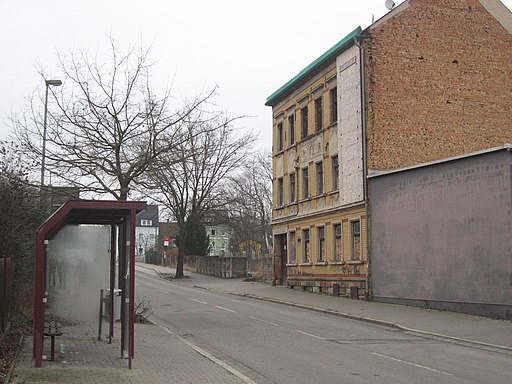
266, 0, 512, 299
205, 216, 233, 257
135, 204, 159, 262
156, 221, 179, 266
266, 28, 368, 298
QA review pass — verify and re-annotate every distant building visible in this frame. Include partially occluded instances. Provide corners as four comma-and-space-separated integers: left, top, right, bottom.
135, 205, 159, 263
204, 215, 233, 257
156, 221, 179, 266
49, 186, 80, 212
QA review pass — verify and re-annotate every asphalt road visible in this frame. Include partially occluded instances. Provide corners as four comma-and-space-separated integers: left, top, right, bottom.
135, 269, 512, 384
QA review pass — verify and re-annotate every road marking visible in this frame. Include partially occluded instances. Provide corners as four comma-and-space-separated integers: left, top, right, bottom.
155, 289, 170, 294
295, 330, 326, 340
372, 352, 453, 376
249, 316, 279, 326
215, 305, 238, 313
190, 298, 208, 305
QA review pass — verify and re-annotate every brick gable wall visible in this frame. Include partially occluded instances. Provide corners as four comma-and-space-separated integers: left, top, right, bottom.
364, 0, 512, 170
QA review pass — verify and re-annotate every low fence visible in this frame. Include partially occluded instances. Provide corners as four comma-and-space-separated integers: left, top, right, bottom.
157, 254, 273, 281
183, 255, 247, 278
0, 257, 13, 332
248, 257, 273, 281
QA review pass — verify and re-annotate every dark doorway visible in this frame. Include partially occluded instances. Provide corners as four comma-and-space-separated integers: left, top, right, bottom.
274, 234, 287, 285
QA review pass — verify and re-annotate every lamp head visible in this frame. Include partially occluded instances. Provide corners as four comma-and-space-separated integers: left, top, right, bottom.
45, 79, 62, 87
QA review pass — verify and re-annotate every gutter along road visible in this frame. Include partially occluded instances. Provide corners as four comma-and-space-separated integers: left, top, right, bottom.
135, 268, 512, 384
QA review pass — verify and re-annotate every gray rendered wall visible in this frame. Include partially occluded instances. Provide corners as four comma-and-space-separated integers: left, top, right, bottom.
369, 149, 512, 319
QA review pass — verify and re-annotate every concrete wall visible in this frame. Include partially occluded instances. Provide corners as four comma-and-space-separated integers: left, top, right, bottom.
183, 255, 247, 279
364, 0, 512, 170
369, 148, 512, 319
248, 256, 273, 282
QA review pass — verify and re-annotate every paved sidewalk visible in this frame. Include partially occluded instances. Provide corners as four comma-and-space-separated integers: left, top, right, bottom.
138, 262, 512, 352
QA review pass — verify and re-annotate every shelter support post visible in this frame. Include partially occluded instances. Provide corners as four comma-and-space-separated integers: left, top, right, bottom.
109, 225, 116, 343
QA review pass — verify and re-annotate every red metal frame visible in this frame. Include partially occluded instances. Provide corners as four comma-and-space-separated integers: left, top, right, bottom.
33, 200, 147, 368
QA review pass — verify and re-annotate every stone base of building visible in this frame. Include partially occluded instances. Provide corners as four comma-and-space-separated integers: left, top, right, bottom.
286, 278, 367, 300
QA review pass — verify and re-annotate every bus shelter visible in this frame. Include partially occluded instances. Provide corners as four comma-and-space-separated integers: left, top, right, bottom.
33, 199, 147, 368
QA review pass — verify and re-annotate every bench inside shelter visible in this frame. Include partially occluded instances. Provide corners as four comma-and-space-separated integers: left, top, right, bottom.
43, 321, 62, 361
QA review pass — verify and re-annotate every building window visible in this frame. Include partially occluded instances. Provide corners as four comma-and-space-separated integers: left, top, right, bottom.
315, 97, 323, 132
333, 224, 342, 261
211, 229, 216, 236
288, 231, 296, 264
288, 114, 295, 146
277, 122, 283, 152
140, 219, 152, 226
289, 173, 296, 203
331, 155, 339, 191
302, 167, 309, 199
317, 226, 325, 262
277, 177, 284, 207
302, 229, 310, 263
316, 162, 323, 195
301, 106, 308, 139
330, 87, 337, 124
351, 219, 361, 261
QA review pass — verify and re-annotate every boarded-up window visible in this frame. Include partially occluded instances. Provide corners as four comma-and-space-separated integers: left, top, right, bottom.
333, 224, 342, 261
351, 220, 361, 260
288, 232, 296, 264
317, 227, 325, 262
303, 229, 310, 263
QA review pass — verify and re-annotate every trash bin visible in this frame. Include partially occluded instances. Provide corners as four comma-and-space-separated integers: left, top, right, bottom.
103, 289, 122, 320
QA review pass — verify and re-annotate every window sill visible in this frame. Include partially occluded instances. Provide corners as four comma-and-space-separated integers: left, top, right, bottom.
330, 261, 344, 265
347, 260, 363, 265
314, 262, 327, 266
299, 262, 312, 266
286, 263, 298, 267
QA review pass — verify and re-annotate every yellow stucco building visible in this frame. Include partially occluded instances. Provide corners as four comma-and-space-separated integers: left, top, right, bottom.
266, 27, 368, 298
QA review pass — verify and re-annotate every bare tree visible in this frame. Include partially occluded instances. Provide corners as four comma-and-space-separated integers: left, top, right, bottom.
224, 151, 272, 256
11, 38, 214, 200
143, 112, 256, 277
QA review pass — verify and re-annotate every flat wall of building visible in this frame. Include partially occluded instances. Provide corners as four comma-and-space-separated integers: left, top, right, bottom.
369, 149, 512, 319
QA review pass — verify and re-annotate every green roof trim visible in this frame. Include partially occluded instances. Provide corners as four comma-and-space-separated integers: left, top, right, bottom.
265, 26, 362, 107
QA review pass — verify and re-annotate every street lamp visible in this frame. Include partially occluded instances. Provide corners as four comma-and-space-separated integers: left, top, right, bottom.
41, 79, 62, 186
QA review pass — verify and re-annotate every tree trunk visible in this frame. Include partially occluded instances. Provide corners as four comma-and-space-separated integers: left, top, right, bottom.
174, 225, 186, 278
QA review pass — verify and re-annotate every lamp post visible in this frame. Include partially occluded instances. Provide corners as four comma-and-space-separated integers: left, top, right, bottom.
41, 79, 62, 186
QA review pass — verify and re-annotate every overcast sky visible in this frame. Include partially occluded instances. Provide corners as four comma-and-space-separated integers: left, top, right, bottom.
1, 0, 511, 151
